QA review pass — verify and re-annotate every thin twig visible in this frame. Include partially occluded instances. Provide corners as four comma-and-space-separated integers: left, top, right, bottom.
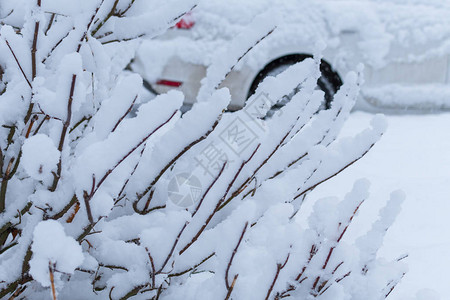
384, 273, 405, 299
191, 162, 227, 218
92, 111, 178, 198
225, 222, 248, 290
216, 27, 276, 90
91, 0, 119, 37
83, 176, 96, 224
180, 144, 260, 255
25, 0, 41, 125
294, 143, 376, 200
217, 143, 261, 210
115, 143, 147, 203
145, 247, 156, 288
157, 222, 188, 274
45, 13, 56, 35
4, 40, 32, 89
49, 262, 57, 300
220, 106, 305, 209
224, 274, 238, 300
137, 117, 221, 213
50, 74, 77, 191
50, 2, 104, 191
111, 95, 137, 132
313, 200, 365, 292
168, 252, 215, 278
265, 253, 291, 300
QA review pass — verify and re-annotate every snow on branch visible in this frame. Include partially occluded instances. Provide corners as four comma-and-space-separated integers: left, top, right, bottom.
0, 1, 406, 299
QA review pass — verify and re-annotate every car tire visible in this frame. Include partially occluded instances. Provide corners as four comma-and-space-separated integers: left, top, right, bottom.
247, 54, 342, 111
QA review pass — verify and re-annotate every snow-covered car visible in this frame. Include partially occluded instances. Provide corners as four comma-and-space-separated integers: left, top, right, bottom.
133, 0, 450, 111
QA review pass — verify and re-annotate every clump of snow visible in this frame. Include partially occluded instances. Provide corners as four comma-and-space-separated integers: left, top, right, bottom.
196, 9, 280, 102
362, 84, 450, 110
412, 289, 441, 300
0, 1, 413, 299
29, 220, 84, 287
21, 134, 60, 181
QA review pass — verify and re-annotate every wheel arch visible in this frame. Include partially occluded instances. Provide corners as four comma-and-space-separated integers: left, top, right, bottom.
246, 53, 343, 99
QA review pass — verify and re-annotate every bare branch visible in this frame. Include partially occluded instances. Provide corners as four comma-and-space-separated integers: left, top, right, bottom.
136, 116, 222, 214
225, 222, 248, 290
294, 143, 376, 200
111, 95, 137, 133
93, 111, 178, 198
265, 252, 291, 300
180, 144, 260, 255
224, 274, 238, 300
4, 40, 32, 89
145, 247, 156, 288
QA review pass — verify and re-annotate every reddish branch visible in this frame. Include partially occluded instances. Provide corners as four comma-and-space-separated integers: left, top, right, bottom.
385, 272, 405, 299
93, 111, 178, 198
275, 245, 318, 298
24, 0, 41, 125
136, 117, 222, 214
41, 29, 73, 64
168, 252, 215, 278
154, 164, 227, 281
225, 222, 248, 290
66, 201, 80, 223
295, 244, 318, 282
145, 247, 156, 287
4, 40, 32, 89
179, 144, 260, 255
45, 13, 56, 35
294, 143, 376, 200
192, 162, 227, 218
91, 0, 120, 37
50, 1, 104, 192
111, 95, 137, 133
224, 274, 239, 300
83, 176, 96, 224
265, 253, 291, 300
228, 131, 292, 203
115, 143, 147, 204
312, 199, 365, 293
49, 262, 57, 300
157, 222, 188, 274
220, 97, 312, 209
81, 111, 178, 225
50, 74, 77, 191
268, 106, 346, 183
217, 27, 276, 89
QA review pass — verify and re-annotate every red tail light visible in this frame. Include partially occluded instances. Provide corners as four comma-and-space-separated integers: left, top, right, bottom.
175, 12, 195, 29
156, 79, 183, 87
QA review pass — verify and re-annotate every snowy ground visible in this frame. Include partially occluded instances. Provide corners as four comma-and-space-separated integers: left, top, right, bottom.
304, 111, 450, 299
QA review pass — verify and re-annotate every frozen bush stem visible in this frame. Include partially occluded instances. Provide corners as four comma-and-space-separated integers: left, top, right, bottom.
50, 4, 103, 192
134, 117, 222, 214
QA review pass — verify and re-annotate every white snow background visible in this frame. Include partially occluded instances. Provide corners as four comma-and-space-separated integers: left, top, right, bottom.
308, 111, 450, 300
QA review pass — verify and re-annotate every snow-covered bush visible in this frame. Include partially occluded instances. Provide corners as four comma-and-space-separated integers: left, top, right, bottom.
0, 1, 405, 299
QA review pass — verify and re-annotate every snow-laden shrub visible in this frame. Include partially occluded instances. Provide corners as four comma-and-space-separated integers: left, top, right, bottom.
0, 1, 405, 299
